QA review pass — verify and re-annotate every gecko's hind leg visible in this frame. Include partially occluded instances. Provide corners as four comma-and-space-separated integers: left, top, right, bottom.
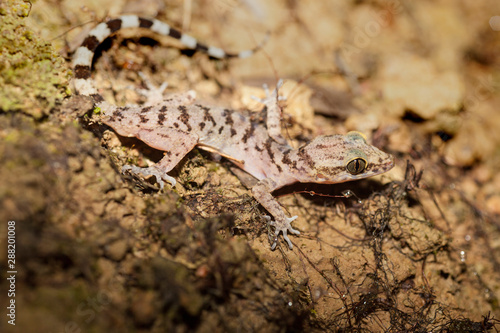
135, 72, 197, 107
251, 80, 287, 145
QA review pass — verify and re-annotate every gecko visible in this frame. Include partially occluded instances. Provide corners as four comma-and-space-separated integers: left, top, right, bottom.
72, 15, 395, 250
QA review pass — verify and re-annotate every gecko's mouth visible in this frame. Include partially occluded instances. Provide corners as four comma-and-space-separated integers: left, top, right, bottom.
385, 155, 396, 171
381, 155, 396, 171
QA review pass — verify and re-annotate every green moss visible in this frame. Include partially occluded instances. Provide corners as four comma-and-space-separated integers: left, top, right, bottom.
0, 0, 70, 117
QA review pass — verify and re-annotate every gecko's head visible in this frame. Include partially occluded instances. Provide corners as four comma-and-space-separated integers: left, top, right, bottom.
298, 131, 394, 184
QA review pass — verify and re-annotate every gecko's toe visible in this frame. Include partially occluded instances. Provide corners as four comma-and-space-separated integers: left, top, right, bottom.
271, 236, 279, 250
122, 165, 176, 189
250, 80, 286, 105
132, 72, 169, 106
282, 229, 294, 249
271, 228, 294, 249
287, 216, 300, 235
275, 79, 284, 91
268, 215, 300, 250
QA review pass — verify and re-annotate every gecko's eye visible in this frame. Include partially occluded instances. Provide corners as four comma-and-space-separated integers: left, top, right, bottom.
346, 158, 367, 175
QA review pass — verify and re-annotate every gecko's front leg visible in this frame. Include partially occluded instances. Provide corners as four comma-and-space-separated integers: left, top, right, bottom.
252, 178, 300, 250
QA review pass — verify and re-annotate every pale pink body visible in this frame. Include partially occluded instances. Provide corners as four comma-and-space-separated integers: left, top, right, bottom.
72, 15, 395, 249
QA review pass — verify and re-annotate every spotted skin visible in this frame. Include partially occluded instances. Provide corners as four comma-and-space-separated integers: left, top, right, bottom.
72, 15, 394, 250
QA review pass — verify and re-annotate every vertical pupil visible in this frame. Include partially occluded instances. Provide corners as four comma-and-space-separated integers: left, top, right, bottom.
347, 158, 366, 175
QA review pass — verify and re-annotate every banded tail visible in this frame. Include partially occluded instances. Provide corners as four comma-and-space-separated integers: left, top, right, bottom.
72, 15, 267, 97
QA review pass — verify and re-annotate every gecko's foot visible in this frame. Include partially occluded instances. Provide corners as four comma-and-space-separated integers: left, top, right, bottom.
267, 215, 300, 250
122, 165, 176, 189
135, 72, 197, 106
251, 79, 286, 107
135, 72, 169, 106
